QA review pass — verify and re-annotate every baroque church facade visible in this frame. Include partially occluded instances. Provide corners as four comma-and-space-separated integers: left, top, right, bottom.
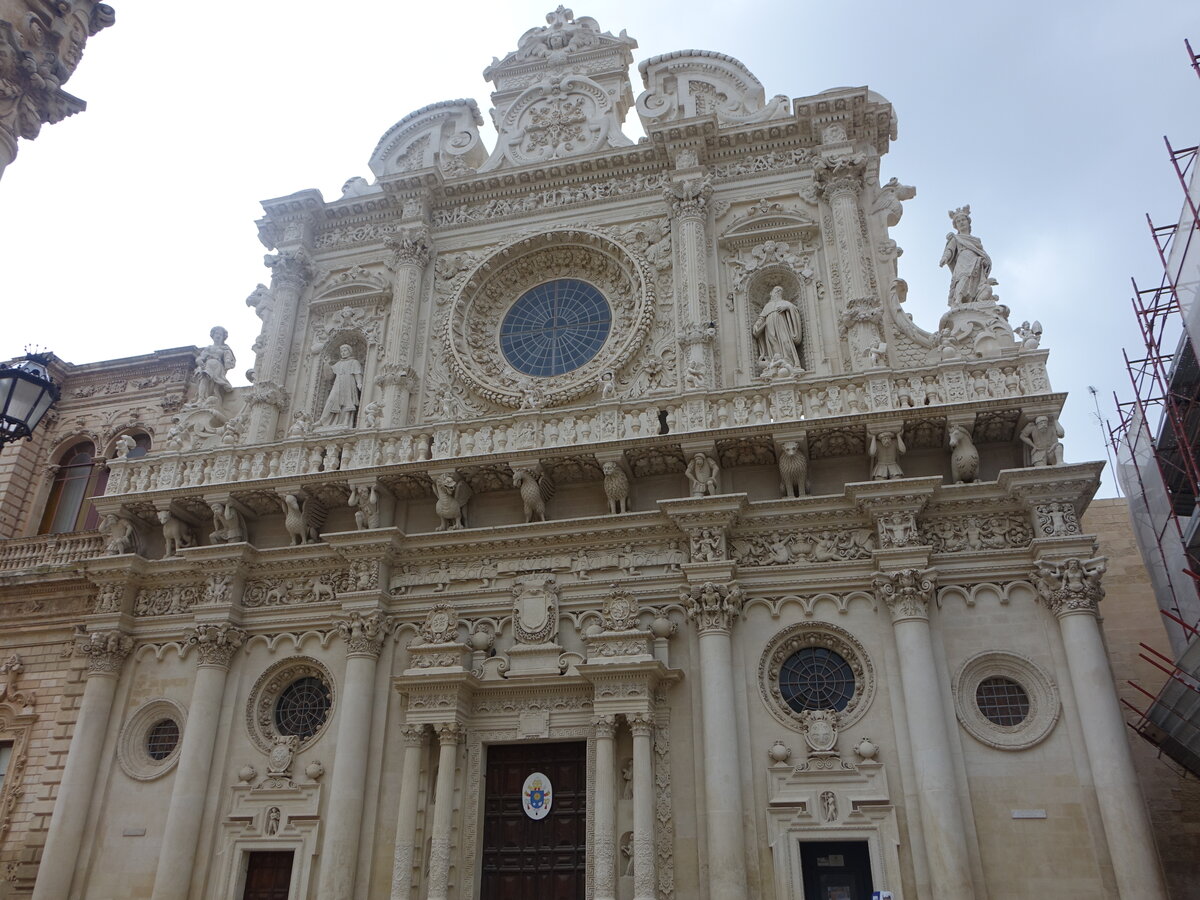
0, 9, 1173, 900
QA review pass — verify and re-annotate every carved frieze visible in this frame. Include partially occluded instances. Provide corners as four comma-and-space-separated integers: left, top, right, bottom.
920, 514, 1032, 553
732, 527, 874, 566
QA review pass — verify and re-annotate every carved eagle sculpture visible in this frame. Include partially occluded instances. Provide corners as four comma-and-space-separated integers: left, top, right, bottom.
602, 461, 630, 514
513, 466, 555, 523
434, 473, 473, 531
281, 493, 327, 545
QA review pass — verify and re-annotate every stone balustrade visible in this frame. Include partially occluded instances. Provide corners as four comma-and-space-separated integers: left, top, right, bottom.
104, 352, 1050, 498
0, 532, 106, 572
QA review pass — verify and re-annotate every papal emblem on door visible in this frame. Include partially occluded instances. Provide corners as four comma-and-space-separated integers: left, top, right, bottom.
522, 771, 553, 820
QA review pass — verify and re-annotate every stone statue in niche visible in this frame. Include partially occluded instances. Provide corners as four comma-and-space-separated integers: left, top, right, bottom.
948, 424, 980, 483
265, 807, 281, 836
685, 452, 721, 497
940, 205, 992, 306
192, 326, 236, 407
319, 344, 364, 428
820, 791, 838, 823
1020, 415, 1065, 467
777, 441, 808, 498
753, 286, 804, 371
869, 431, 906, 480
209, 501, 246, 543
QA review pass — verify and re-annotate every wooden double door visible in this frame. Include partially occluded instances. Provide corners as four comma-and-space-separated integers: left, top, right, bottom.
480, 741, 587, 900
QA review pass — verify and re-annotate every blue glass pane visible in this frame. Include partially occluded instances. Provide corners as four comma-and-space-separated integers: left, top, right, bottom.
500, 279, 612, 377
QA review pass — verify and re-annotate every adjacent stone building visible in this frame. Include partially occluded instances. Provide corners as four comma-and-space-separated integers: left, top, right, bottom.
0, 10, 1183, 899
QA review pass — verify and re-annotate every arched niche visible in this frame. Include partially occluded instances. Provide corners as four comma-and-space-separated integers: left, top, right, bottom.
743, 265, 823, 377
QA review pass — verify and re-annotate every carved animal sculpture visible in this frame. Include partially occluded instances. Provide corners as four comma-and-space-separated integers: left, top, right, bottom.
777, 441, 809, 498
434, 473, 473, 530
513, 467, 555, 523
158, 510, 194, 557
309, 578, 335, 603
949, 424, 980, 484
281, 493, 327, 545
602, 461, 630, 514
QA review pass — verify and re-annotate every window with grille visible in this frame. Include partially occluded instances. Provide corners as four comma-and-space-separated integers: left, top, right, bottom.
975, 676, 1030, 726
274, 676, 332, 739
778, 647, 856, 714
145, 718, 180, 760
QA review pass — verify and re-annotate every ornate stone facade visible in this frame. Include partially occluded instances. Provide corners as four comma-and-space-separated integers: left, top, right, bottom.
0, 10, 1181, 900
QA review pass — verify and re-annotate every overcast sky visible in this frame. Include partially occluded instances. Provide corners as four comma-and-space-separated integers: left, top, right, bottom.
1, 0, 1197, 497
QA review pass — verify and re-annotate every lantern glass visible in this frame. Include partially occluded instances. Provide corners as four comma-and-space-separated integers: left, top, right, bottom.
0, 356, 60, 444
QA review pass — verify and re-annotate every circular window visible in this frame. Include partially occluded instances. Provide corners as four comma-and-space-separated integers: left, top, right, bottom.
779, 648, 856, 713
954, 652, 1059, 750
117, 699, 186, 780
500, 279, 612, 377
759, 623, 875, 732
145, 718, 181, 760
274, 676, 332, 739
975, 677, 1030, 726
246, 657, 336, 753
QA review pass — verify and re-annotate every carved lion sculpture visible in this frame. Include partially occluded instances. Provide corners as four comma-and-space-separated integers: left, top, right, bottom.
949, 424, 980, 484
602, 461, 630, 514
158, 510, 194, 557
777, 441, 809, 498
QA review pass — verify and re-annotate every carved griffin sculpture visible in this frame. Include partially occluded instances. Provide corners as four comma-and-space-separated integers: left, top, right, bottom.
281, 493, 327, 545
434, 473, 473, 531
513, 466, 555, 523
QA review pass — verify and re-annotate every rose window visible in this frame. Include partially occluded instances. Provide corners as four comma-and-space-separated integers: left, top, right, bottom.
500, 279, 611, 377
778, 647, 856, 714
274, 676, 332, 739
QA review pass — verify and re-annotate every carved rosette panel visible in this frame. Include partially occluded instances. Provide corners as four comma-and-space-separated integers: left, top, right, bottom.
494, 75, 620, 166
444, 230, 656, 408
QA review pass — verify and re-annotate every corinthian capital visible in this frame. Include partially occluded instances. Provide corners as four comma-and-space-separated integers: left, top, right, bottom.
76, 629, 134, 676
873, 568, 937, 622
815, 155, 867, 199
1032, 556, 1107, 618
663, 176, 713, 219
335, 610, 391, 658
387, 227, 432, 269
187, 622, 248, 669
681, 581, 743, 634
264, 250, 313, 291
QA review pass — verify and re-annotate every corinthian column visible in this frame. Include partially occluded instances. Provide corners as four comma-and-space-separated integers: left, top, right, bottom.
151, 624, 246, 900
593, 715, 617, 900
874, 569, 976, 900
1034, 557, 1168, 899
816, 157, 871, 306
33, 630, 133, 900
681, 581, 748, 900
381, 227, 431, 428
389, 724, 430, 900
315, 611, 389, 900
665, 176, 715, 380
628, 712, 656, 900
426, 722, 463, 900
248, 249, 313, 443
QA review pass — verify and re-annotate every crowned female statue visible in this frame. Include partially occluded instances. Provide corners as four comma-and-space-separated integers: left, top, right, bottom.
939, 205, 992, 306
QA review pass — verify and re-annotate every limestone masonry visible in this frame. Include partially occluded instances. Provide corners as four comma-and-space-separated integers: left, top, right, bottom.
0, 8, 1188, 900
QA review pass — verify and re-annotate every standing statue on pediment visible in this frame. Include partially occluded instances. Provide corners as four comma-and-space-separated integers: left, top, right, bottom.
753, 286, 804, 370
320, 344, 364, 428
193, 326, 236, 406
940, 205, 992, 306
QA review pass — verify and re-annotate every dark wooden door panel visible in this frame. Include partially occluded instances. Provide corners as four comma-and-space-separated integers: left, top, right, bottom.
242, 851, 293, 900
481, 741, 587, 900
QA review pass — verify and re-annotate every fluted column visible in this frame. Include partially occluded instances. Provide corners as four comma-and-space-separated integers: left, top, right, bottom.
315, 611, 389, 899
665, 176, 715, 378
33, 630, 133, 900
681, 581, 748, 900
389, 724, 430, 900
1035, 557, 1168, 899
150, 624, 246, 900
248, 249, 313, 442
874, 569, 975, 900
381, 228, 431, 428
426, 722, 462, 900
817, 157, 871, 305
629, 712, 656, 900
593, 715, 617, 900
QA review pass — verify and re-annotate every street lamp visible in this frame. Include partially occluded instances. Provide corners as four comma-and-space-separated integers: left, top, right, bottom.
0, 353, 60, 446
